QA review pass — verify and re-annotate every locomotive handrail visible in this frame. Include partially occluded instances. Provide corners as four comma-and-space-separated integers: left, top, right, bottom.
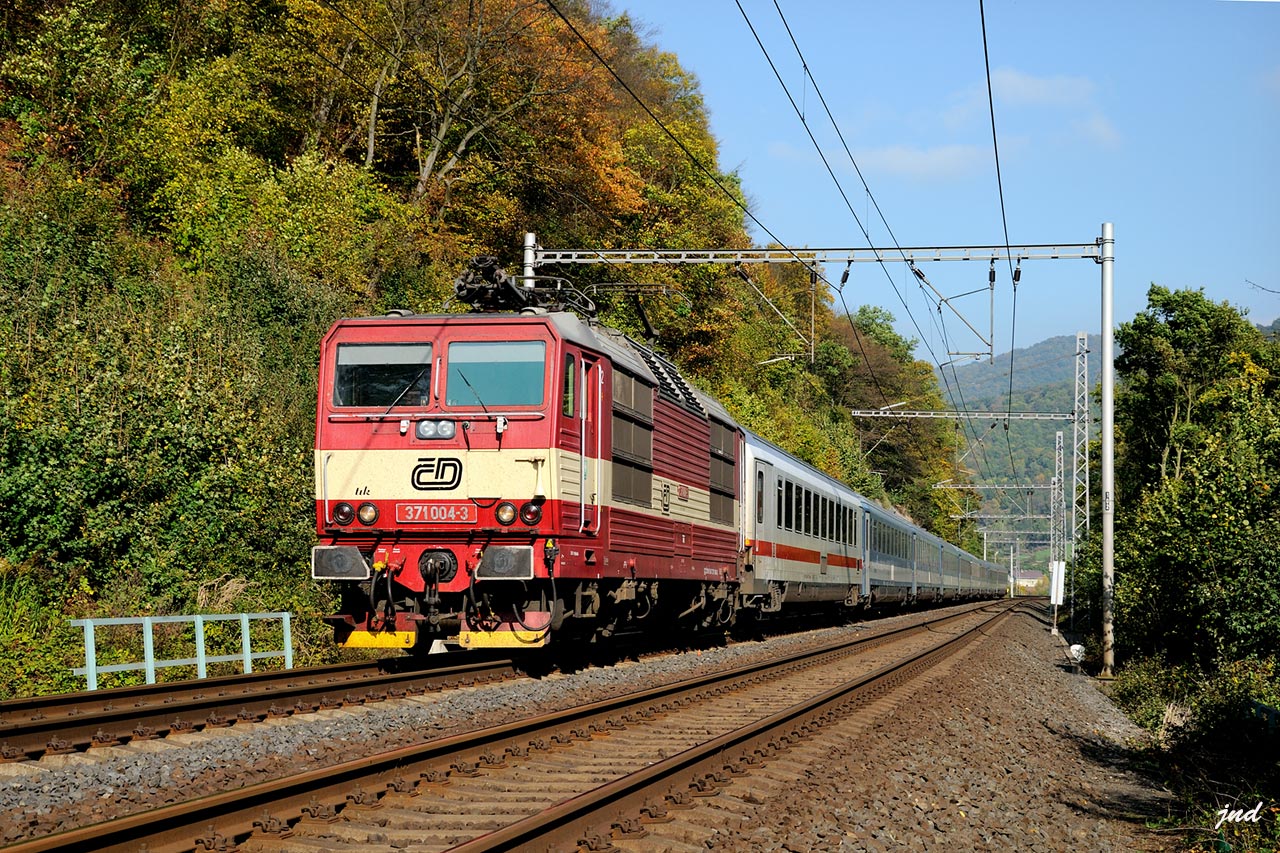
322, 451, 333, 525
325, 411, 547, 422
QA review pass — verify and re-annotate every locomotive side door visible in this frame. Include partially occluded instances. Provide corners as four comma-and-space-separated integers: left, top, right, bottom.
580, 355, 602, 534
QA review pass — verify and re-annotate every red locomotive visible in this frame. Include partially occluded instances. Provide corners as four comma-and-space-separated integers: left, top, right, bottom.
312, 258, 741, 650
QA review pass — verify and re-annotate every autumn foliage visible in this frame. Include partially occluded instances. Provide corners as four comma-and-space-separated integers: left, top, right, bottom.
0, 0, 965, 695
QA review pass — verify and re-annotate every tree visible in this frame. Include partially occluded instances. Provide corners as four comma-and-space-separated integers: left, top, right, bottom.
1114, 284, 1273, 493
1113, 354, 1280, 665
1106, 286, 1280, 665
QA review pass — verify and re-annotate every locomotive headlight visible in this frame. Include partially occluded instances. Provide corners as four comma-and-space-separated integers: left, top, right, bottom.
332, 502, 355, 525
416, 419, 457, 440
495, 501, 517, 525
519, 501, 542, 525
357, 502, 379, 525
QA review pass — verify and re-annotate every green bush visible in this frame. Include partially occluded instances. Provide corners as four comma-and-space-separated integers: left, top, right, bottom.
1110, 655, 1198, 733
0, 563, 82, 699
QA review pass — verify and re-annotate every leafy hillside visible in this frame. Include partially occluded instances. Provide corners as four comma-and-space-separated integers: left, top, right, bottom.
0, 0, 965, 696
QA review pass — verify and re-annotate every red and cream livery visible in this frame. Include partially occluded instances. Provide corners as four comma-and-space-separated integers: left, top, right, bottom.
312, 260, 1005, 650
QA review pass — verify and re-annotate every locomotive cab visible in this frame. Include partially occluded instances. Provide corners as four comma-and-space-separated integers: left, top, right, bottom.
312, 311, 581, 650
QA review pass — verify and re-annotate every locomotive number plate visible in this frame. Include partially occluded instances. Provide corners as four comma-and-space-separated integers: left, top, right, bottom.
395, 502, 477, 524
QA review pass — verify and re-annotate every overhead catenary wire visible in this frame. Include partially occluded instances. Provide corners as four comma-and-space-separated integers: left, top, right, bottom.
542, 0, 835, 291
489, 0, 879, 462
977, 0, 1030, 495
748, 0, 1004, 495
542, 0, 925, 498
760, 1, 1006, 496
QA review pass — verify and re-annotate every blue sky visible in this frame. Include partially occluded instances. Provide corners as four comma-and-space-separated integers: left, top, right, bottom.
616, 0, 1280, 359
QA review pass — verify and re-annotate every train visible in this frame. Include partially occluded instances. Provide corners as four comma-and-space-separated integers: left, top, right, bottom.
311, 257, 1008, 651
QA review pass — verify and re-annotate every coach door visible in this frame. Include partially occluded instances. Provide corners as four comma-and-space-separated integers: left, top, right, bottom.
910, 533, 919, 599
558, 349, 600, 534
753, 460, 774, 559
861, 513, 872, 599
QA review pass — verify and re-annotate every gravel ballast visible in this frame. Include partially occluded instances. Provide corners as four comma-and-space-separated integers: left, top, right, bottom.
706, 604, 1175, 851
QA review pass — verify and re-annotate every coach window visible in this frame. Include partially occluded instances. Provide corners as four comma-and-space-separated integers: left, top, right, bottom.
562, 353, 576, 416
820, 496, 829, 540
784, 480, 794, 530
777, 478, 784, 528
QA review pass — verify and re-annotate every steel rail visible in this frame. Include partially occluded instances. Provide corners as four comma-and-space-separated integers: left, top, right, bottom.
0, 653, 518, 761
489, 600, 1019, 851
2, 600, 1002, 853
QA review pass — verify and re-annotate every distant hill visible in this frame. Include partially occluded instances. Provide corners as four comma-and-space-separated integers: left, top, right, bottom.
940, 334, 1102, 410
933, 334, 1102, 494
936, 317, 1273, 535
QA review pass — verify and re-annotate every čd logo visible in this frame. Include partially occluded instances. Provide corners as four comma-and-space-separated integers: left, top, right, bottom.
412, 457, 462, 491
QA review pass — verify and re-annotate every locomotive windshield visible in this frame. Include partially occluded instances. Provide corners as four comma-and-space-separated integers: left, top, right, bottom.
333, 342, 432, 408
446, 341, 546, 408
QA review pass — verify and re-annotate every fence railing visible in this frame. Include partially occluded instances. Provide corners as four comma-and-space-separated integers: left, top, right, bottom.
1251, 700, 1280, 735
69, 612, 293, 691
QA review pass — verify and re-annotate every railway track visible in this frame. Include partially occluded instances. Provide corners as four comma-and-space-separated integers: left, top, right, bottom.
0, 653, 520, 762
5, 599, 1016, 853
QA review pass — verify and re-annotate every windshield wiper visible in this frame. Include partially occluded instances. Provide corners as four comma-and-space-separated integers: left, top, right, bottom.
455, 369, 491, 414
382, 364, 431, 415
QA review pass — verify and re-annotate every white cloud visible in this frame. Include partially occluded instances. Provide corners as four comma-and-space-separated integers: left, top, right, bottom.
990, 68, 1095, 107
855, 144, 988, 181
940, 67, 1118, 152
766, 138, 986, 184
940, 69, 1096, 134
1072, 112, 1122, 148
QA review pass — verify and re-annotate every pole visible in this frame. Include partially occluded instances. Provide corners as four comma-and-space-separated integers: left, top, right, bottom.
809, 265, 817, 364
523, 232, 537, 288
1100, 222, 1116, 676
